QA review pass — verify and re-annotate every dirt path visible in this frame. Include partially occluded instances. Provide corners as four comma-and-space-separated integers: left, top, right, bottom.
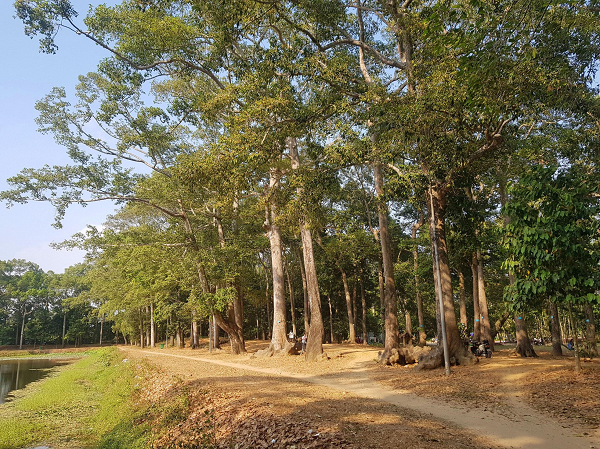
130, 347, 599, 449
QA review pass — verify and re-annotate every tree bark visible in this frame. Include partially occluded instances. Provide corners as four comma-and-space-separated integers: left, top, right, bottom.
585, 302, 597, 356
378, 259, 385, 343
514, 313, 537, 357
458, 271, 468, 328
477, 251, 493, 350
99, 314, 104, 346
412, 216, 427, 346
340, 267, 356, 343
471, 254, 481, 341
296, 246, 310, 336
328, 295, 334, 344
266, 169, 288, 353
61, 311, 67, 349
360, 267, 368, 345
139, 309, 144, 349
150, 303, 155, 348
549, 301, 563, 356
288, 137, 324, 360
568, 303, 582, 372
417, 183, 477, 369
374, 163, 400, 363
285, 259, 297, 337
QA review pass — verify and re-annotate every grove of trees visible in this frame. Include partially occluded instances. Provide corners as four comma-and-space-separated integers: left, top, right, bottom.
2, 0, 599, 368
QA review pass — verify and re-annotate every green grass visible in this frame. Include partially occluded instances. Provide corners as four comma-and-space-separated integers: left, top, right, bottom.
0, 347, 149, 449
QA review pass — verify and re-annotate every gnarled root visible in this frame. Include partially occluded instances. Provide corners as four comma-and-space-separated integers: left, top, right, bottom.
378, 345, 431, 366
415, 346, 478, 370
254, 340, 298, 358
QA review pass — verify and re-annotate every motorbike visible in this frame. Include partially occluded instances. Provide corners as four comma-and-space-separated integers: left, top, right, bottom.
470, 339, 492, 358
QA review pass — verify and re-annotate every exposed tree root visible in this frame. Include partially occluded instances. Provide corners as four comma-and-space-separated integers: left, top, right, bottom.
378, 345, 431, 366
415, 346, 478, 370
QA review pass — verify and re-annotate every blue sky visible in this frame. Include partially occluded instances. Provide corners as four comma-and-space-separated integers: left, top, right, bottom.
0, 1, 118, 273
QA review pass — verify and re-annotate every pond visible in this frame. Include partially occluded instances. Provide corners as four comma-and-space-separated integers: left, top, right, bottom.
0, 358, 73, 404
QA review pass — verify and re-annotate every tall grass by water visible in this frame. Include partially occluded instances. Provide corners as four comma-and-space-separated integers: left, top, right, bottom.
0, 347, 148, 449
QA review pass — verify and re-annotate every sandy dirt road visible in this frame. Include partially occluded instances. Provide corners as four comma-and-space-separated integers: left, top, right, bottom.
123, 345, 599, 449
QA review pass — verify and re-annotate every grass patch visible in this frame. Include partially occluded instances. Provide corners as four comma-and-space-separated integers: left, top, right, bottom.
0, 347, 149, 449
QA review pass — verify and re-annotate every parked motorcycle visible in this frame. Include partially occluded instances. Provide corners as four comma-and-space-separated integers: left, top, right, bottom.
470, 339, 492, 358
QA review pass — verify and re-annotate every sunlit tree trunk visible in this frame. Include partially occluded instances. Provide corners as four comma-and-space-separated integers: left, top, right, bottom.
477, 252, 493, 350
374, 162, 399, 362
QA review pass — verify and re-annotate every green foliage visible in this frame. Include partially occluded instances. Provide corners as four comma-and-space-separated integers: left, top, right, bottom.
504, 164, 600, 309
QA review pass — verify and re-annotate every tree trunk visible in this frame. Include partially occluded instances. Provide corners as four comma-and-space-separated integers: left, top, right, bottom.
192, 310, 198, 349
374, 163, 399, 363
285, 259, 297, 337
208, 315, 213, 353
568, 303, 582, 372
301, 226, 325, 360
458, 271, 468, 328
288, 137, 324, 360
471, 254, 481, 341
214, 304, 246, 355
19, 312, 26, 350
585, 302, 598, 356
477, 251, 493, 350
267, 203, 288, 352
150, 303, 155, 348
296, 246, 310, 336
514, 313, 537, 357
549, 301, 563, 356
413, 217, 427, 346
99, 315, 104, 346
340, 267, 356, 343
328, 295, 334, 344
360, 267, 368, 345
61, 311, 67, 349
417, 183, 477, 369
212, 314, 221, 349
139, 309, 144, 349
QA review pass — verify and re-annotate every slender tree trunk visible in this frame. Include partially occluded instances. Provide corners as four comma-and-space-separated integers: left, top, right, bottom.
477, 251, 493, 350
150, 303, 155, 348
471, 254, 481, 341
328, 295, 334, 344
412, 216, 426, 346
458, 271, 468, 328
296, 247, 310, 336
585, 302, 597, 356
378, 259, 385, 343
212, 314, 220, 349
568, 303, 582, 372
208, 315, 213, 353
192, 310, 198, 349
19, 312, 26, 350
61, 311, 67, 349
285, 260, 297, 336
549, 301, 563, 356
374, 163, 399, 362
340, 267, 356, 343
360, 267, 368, 345
99, 315, 104, 346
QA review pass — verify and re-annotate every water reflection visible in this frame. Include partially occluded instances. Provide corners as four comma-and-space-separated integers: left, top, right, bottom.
0, 359, 72, 404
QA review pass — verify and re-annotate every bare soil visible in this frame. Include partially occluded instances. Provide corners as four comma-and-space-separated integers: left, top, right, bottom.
118, 340, 600, 449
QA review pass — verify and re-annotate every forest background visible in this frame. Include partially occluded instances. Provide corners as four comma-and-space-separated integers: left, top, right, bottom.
0, 0, 599, 369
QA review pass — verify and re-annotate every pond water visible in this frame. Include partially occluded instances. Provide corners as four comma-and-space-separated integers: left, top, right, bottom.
0, 358, 72, 404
